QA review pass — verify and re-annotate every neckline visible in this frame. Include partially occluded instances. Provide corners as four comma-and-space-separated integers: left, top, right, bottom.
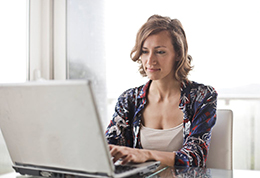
141, 123, 183, 132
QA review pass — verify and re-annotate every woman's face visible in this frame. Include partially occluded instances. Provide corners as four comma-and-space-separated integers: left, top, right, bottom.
140, 30, 177, 82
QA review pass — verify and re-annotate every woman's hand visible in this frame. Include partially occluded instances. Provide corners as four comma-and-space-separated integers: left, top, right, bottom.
109, 144, 151, 165
109, 144, 176, 167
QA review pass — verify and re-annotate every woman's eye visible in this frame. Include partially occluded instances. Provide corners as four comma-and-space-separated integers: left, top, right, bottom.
141, 50, 148, 54
157, 51, 165, 54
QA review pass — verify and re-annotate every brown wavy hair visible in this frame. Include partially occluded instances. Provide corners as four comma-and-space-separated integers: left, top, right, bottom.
130, 15, 193, 82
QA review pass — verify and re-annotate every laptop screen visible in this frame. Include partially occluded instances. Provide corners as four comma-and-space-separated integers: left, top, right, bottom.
0, 80, 113, 176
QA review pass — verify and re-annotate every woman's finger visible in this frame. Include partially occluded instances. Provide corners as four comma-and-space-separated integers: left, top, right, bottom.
109, 145, 128, 163
121, 154, 133, 165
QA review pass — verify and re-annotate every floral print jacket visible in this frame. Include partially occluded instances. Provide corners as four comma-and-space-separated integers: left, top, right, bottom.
105, 80, 218, 167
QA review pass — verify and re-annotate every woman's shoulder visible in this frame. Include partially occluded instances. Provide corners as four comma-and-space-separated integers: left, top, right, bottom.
181, 80, 218, 105
183, 80, 217, 95
118, 81, 150, 100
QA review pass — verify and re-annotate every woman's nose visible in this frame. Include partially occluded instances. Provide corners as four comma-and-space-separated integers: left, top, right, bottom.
147, 53, 156, 65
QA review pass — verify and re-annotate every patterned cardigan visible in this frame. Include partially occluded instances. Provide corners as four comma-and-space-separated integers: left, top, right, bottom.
105, 80, 218, 167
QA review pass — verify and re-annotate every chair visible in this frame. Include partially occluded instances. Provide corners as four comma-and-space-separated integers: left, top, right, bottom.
206, 109, 233, 170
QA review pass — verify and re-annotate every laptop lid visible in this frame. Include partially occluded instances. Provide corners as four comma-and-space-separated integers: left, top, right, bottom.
0, 80, 114, 177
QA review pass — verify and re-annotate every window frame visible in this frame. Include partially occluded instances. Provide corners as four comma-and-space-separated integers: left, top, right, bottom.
29, 0, 66, 80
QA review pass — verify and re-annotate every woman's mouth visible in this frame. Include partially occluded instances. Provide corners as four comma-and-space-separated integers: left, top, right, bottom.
146, 68, 160, 72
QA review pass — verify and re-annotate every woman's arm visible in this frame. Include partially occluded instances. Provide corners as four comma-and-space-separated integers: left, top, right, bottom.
105, 88, 136, 147
109, 144, 176, 167
175, 85, 218, 167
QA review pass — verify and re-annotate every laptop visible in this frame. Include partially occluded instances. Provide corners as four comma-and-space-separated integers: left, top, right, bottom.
0, 80, 160, 178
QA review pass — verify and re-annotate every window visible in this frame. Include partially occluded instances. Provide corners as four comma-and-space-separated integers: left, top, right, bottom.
0, 1, 27, 83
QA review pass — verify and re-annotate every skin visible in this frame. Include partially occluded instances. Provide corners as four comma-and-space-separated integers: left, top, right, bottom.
109, 30, 184, 167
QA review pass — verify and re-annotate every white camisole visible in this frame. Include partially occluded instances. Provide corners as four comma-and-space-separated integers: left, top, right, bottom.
140, 123, 183, 152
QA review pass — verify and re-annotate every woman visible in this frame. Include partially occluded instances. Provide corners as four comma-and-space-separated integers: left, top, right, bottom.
105, 15, 217, 167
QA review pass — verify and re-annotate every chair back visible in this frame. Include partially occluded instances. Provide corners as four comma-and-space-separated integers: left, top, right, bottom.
206, 109, 233, 170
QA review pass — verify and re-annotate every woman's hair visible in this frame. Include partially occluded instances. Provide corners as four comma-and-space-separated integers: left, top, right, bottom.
130, 15, 193, 82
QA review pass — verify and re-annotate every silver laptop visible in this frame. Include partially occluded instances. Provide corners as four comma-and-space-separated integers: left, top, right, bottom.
0, 80, 160, 178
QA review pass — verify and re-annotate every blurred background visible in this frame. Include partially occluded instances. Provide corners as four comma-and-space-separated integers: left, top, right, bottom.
1, 0, 260, 174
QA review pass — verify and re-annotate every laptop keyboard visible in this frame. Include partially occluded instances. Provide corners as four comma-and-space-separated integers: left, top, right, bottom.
115, 165, 137, 174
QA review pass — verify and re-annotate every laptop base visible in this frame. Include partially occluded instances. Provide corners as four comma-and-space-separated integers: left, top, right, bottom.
13, 165, 109, 178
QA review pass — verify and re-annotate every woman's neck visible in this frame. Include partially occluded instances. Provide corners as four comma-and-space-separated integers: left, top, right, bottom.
149, 79, 181, 102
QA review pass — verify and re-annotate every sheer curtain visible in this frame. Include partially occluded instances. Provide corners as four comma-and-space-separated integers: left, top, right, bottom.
67, 0, 107, 124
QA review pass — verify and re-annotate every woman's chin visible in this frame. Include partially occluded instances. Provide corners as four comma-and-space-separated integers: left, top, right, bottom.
147, 75, 160, 81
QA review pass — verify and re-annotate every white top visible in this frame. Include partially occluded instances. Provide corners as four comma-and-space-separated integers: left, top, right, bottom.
140, 123, 183, 152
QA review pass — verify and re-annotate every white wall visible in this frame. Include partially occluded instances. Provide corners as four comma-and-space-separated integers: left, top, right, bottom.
0, 0, 27, 174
